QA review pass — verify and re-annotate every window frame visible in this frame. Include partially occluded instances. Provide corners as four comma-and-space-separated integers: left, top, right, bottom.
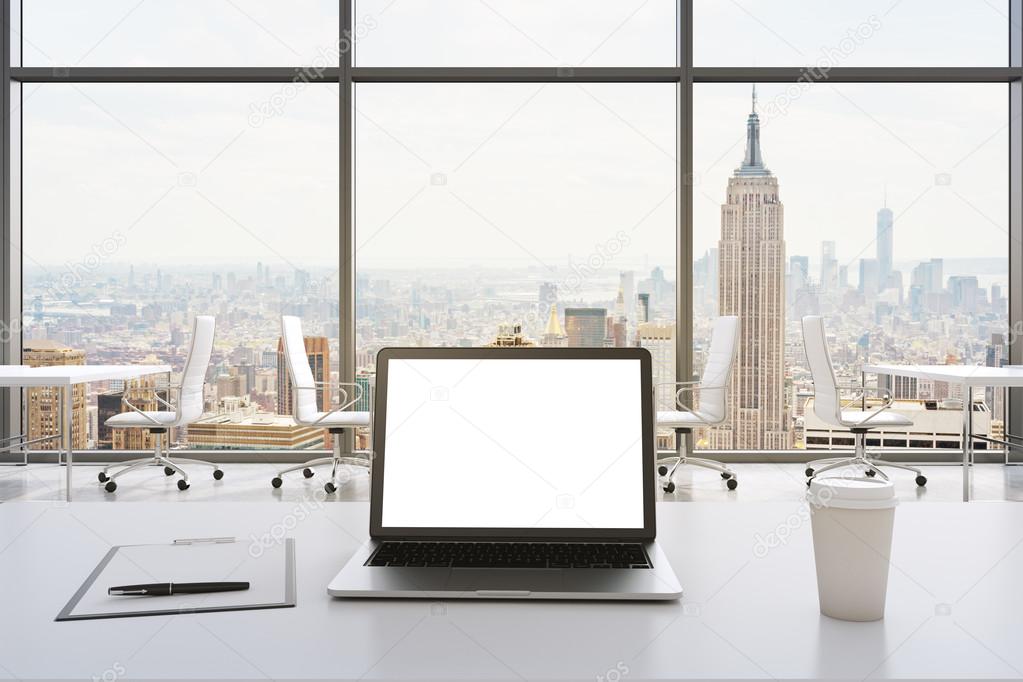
1, 0, 1020, 461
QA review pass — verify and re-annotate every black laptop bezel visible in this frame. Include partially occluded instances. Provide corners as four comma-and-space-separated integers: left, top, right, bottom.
369, 346, 656, 541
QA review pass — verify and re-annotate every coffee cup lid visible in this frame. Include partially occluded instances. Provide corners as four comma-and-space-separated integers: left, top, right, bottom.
808, 477, 898, 510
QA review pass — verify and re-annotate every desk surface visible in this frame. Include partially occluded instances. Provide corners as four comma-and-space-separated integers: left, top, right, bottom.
0, 364, 171, 387
863, 363, 1023, 387
1, 501, 1021, 680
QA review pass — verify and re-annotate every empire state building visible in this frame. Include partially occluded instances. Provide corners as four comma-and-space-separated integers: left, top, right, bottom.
710, 87, 791, 450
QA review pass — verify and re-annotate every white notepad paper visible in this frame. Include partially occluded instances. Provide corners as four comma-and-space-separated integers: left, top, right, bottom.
58, 538, 295, 621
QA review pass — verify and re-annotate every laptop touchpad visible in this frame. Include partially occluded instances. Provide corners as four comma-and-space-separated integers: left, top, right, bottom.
445, 569, 563, 593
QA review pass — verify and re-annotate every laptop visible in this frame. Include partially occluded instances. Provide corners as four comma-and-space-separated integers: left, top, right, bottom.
328, 346, 682, 600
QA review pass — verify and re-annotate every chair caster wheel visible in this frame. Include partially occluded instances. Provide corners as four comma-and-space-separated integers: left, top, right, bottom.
657, 465, 668, 476
303, 468, 314, 478
325, 482, 337, 494
916, 475, 927, 487
804, 467, 814, 477
164, 467, 175, 476
98, 472, 108, 483
721, 472, 732, 480
213, 469, 224, 480
726, 478, 738, 490
271, 477, 283, 489
865, 469, 877, 477
662, 482, 675, 493
105, 480, 117, 493
177, 479, 190, 491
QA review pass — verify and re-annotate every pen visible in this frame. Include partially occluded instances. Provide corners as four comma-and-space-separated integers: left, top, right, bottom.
108, 581, 249, 596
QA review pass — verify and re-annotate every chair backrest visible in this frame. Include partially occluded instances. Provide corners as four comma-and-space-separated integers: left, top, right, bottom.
697, 315, 740, 424
178, 315, 215, 424
801, 315, 841, 426
281, 316, 319, 423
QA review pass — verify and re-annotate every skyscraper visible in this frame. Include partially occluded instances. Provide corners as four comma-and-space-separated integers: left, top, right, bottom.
876, 199, 894, 290
24, 340, 87, 450
820, 241, 838, 291
564, 308, 607, 348
541, 304, 567, 346
712, 86, 790, 450
276, 336, 329, 416
636, 293, 650, 325
859, 258, 880, 298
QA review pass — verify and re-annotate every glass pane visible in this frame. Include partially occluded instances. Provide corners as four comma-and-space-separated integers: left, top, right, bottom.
695, 0, 1008, 66
354, 0, 677, 66
355, 82, 676, 390
22, 83, 340, 452
693, 83, 1008, 453
22, 1, 339, 66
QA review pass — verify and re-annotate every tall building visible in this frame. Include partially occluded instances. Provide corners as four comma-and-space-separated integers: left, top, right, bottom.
788, 255, 809, 305
712, 87, 790, 450
619, 271, 635, 328
876, 200, 894, 290
24, 340, 87, 450
276, 336, 329, 416
638, 323, 675, 409
636, 293, 650, 325
564, 308, 607, 348
859, 258, 880, 298
541, 304, 567, 347
820, 241, 838, 291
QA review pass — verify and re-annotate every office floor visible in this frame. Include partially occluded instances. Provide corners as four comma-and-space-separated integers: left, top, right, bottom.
1, 461, 1022, 503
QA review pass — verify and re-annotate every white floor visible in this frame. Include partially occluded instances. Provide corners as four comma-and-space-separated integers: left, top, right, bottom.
2, 460, 1022, 503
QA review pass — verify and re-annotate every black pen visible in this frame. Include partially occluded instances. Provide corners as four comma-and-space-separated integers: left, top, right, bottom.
108, 581, 249, 596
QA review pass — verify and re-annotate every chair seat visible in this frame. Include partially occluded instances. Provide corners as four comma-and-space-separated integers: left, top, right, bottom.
838, 410, 914, 428
656, 410, 716, 428
304, 411, 371, 428
105, 411, 178, 428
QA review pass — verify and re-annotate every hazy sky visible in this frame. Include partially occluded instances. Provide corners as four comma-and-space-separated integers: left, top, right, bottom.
16, 0, 1012, 280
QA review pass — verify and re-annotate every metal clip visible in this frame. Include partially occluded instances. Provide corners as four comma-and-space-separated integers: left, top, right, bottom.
172, 537, 236, 545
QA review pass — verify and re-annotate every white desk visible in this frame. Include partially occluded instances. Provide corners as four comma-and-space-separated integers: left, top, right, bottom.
1, 501, 1022, 680
0, 364, 171, 501
863, 364, 1023, 502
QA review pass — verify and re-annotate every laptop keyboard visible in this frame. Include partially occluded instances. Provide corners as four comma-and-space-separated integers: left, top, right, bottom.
366, 541, 652, 569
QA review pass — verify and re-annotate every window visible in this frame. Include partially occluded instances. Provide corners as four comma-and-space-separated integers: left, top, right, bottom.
21, 83, 339, 450
355, 82, 676, 387
2, 2, 1019, 461
353, 0, 677, 66
21, 1, 340, 66
695, 0, 1009, 66
693, 82, 1009, 452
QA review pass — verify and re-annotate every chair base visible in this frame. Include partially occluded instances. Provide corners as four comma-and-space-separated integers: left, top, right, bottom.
656, 428, 737, 492
271, 432, 370, 494
806, 432, 927, 487
100, 449, 221, 493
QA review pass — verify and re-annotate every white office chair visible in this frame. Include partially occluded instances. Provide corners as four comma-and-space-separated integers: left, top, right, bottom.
801, 315, 926, 487
656, 315, 740, 493
270, 315, 371, 494
100, 315, 220, 492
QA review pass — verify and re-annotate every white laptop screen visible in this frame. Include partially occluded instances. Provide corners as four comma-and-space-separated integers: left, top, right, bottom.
378, 357, 646, 530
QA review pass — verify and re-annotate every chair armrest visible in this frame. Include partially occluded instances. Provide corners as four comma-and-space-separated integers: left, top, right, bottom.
654, 381, 726, 413
835, 385, 894, 427
293, 381, 365, 426
120, 384, 184, 425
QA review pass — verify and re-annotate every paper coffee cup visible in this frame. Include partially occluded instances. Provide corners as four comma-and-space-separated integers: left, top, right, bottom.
807, 477, 897, 622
